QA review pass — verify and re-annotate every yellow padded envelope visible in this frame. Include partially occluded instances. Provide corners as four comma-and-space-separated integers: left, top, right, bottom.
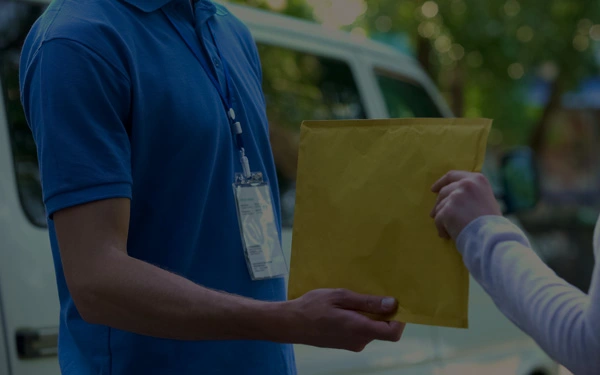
288, 118, 492, 328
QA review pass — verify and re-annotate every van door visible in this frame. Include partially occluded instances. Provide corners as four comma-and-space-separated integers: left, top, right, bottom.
0, 2, 60, 375
0, 300, 8, 375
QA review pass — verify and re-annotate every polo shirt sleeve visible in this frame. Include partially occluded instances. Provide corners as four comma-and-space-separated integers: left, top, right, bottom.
247, 34, 263, 83
20, 38, 132, 218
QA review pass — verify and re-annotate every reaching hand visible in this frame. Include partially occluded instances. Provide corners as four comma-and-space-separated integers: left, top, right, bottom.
430, 170, 502, 240
285, 289, 405, 352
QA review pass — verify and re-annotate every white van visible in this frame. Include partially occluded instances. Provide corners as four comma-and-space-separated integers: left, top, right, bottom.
0, 1, 558, 374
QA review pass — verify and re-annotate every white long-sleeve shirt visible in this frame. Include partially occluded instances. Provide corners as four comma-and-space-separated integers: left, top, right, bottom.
456, 216, 600, 375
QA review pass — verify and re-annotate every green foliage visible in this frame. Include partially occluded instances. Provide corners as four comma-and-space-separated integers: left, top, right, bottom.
359, 0, 599, 147
233, 0, 600, 148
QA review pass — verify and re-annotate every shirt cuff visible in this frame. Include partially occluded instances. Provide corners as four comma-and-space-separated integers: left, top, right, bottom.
45, 182, 132, 218
456, 215, 527, 256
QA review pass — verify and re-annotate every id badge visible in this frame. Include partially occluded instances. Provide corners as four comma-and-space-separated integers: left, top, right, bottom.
233, 172, 288, 280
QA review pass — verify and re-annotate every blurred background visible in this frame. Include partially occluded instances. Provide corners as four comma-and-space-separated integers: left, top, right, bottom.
3, 0, 599, 291
227, 0, 600, 294
1, 0, 599, 374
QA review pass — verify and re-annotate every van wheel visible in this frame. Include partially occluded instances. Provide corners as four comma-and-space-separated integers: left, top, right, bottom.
530, 369, 548, 375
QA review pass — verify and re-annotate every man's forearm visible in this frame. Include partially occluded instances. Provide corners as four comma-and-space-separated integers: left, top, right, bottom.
54, 198, 403, 352
71, 248, 292, 342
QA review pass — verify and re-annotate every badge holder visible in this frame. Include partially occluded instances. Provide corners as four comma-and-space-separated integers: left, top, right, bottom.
233, 172, 289, 280
164, 12, 290, 281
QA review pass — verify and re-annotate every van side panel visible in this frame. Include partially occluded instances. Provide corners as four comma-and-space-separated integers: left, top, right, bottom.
0, 289, 10, 375
0, 76, 15, 375
0, 72, 60, 375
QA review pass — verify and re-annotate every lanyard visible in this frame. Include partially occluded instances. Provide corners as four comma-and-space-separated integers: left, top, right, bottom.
163, 10, 252, 178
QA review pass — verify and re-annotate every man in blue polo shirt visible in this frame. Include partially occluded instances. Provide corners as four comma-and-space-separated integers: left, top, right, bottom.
20, 0, 404, 373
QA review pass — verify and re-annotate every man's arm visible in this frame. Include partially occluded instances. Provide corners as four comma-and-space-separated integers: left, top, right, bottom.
431, 171, 600, 375
55, 198, 404, 351
22, 37, 403, 352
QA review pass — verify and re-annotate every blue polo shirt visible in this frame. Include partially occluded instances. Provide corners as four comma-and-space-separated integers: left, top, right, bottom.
19, 0, 296, 373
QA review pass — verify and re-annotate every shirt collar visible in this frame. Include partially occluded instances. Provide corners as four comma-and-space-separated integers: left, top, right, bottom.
194, 0, 217, 24
121, 0, 217, 13
121, 0, 174, 13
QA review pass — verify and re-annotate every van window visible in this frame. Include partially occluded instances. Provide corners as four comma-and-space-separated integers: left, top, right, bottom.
257, 43, 367, 228
375, 69, 442, 118
0, 1, 47, 227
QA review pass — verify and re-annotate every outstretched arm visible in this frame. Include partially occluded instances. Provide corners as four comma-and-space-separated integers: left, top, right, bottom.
431, 171, 600, 375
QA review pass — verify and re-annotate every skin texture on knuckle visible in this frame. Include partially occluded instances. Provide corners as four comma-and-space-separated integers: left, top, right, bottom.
473, 173, 488, 185
445, 194, 459, 211
460, 178, 477, 192
365, 297, 376, 312
451, 188, 471, 207
339, 315, 360, 337
439, 185, 452, 200
447, 170, 459, 180
332, 288, 349, 305
333, 288, 348, 298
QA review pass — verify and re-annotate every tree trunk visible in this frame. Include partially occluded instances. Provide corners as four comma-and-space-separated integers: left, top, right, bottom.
450, 64, 465, 117
416, 36, 433, 78
529, 78, 564, 156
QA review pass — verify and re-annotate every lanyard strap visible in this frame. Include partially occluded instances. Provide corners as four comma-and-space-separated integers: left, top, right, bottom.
163, 10, 252, 178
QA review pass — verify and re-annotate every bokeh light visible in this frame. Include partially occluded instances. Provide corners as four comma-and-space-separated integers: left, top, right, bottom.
517, 26, 534, 42
375, 15, 392, 33
573, 34, 590, 51
590, 25, 600, 41
350, 27, 367, 40
504, 0, 520, 17
449, 44, 465, 61
578, 18, 593, 33
451, 0, 467, 15
266, 0, 287, 11
538, 61, 559, 81
307, 0, 367, 28
467, 51, 483, 68
418, 21, 437, 38
421, 1, 439, 19
435, 35, 452, 53
508, 62, 524, 79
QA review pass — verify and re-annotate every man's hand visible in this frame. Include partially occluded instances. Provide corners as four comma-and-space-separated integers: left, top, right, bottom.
430, 171, 502, 240
283, 289, 405, 352
54, 198, 403, 350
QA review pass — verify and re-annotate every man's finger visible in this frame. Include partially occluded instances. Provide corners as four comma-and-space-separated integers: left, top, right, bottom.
359, 319, 405, 342
335, 290, 398, 315
431, 170, 472, 193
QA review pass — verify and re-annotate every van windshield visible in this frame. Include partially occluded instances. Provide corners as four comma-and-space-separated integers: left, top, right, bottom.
0, 1, 48, 227
375, 69, 443, 118
257, 43, 367, 228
